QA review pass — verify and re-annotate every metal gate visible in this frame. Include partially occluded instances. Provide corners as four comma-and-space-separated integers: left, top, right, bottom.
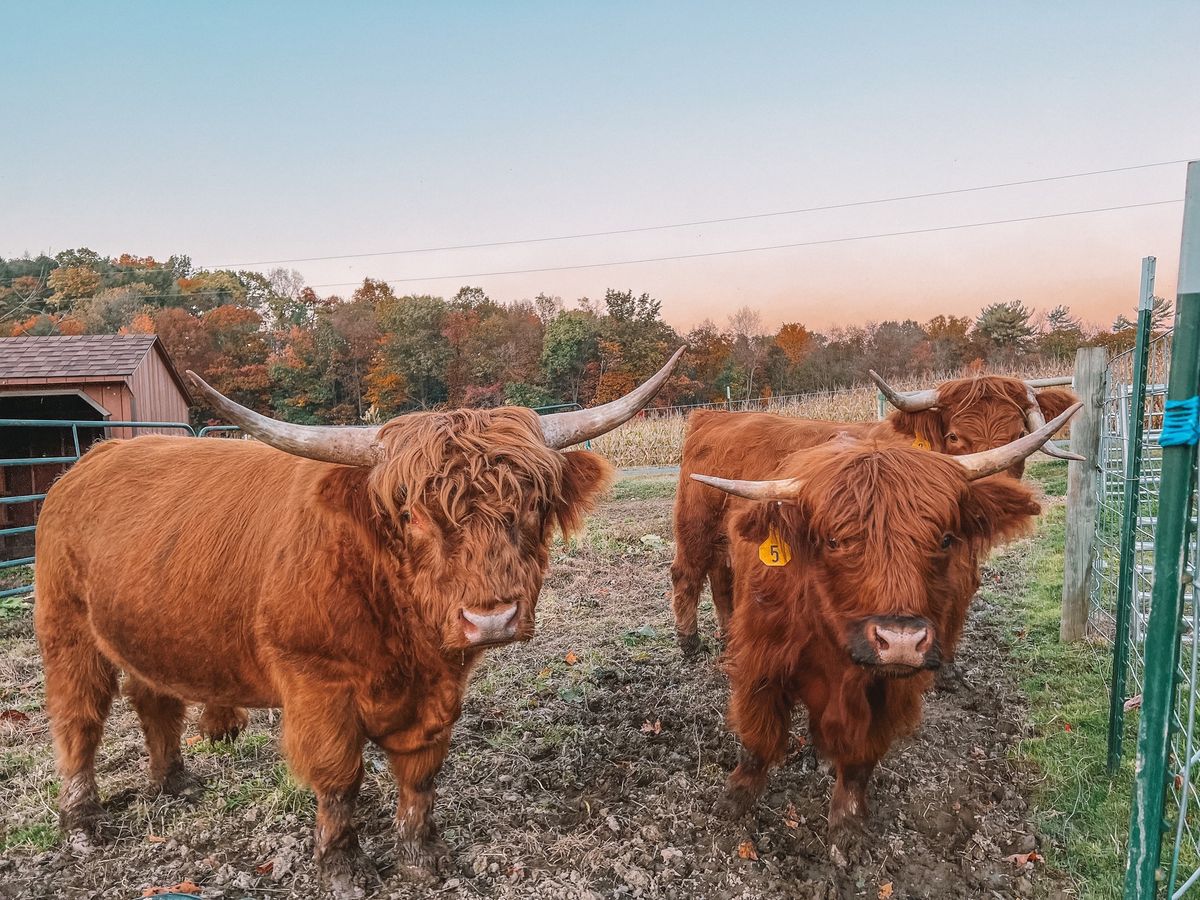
0, 418, 198, 604
1114, 160, 1200, 898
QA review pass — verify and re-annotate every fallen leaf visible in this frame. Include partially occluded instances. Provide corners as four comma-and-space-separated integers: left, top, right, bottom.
185, 734, 203, 747
1063, 723, 1072, 732
255, 859, 275, 875
143, 881, 202, 897
784, 801, 800, 829
879, 883, 894, 899
737, 840, 758, 861
1177, 773, 1185, 790
1125, 694, 1143, 711
640, 719, 662, 735
537, 667, 552, 679
564, 651, 579, 665
0, 709, 30, 725
146, 834, 166, 843
1004, 850, 1041, 867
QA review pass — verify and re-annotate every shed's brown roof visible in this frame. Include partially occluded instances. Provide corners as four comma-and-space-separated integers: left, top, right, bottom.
0, 335, 190, 401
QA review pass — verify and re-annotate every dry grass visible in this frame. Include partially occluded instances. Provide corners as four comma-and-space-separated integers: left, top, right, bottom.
589, 363, 1071, 469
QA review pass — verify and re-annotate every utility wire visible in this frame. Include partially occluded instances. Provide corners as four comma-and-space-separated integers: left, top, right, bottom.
205, 157, 1194, 268
302, 198, 1183, 288
8, 196, 1182, 307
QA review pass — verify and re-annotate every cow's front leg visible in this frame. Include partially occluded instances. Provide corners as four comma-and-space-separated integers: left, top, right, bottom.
280, 697, 374, 898
828, 760, 875, 833
717, 679, 790, 819
382, 732, 452, 880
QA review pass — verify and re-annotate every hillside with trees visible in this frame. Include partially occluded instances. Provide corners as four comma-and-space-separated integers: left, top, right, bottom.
0, 250, 1157, 425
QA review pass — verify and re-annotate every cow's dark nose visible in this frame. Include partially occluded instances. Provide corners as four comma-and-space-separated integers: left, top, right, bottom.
862, 616, 934, 669
460, 604, 519, 645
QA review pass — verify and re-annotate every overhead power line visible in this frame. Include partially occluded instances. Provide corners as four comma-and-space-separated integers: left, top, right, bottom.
204, 157, 1195, 269
301, 198, 1182, 288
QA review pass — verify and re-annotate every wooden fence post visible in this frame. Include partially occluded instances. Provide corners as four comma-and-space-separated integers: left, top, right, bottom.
1060, 346, 1107, 642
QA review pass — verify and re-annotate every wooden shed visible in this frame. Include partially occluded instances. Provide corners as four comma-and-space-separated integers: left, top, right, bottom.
0, 335, 192, 560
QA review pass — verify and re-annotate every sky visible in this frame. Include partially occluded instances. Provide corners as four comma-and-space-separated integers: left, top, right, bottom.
2, 1, 1199, 333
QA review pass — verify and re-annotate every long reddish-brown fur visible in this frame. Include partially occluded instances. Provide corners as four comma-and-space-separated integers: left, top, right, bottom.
670, 375, 1075, 651
34, 407, 612, 890
713, 439, 1041, 832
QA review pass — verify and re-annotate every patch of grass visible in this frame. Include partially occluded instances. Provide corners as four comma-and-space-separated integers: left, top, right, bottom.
609, 477, 677, 502
994, 486, 1132, 899
0, 593, 31, 619
0, 750, 35, 779
2, 822, 59, 853
219, 763, 313, 818
1028, 459, 1069, 498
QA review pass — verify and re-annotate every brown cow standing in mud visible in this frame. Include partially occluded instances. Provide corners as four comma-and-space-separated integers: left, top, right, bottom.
34, 349, 682, 896
691, 405, 1079, 839
670, 373, 1078, 654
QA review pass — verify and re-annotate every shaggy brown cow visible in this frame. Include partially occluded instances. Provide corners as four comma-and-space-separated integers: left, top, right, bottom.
34, 348, 682, 895
690, 405, 1079, 838
670, 373, 1078, 654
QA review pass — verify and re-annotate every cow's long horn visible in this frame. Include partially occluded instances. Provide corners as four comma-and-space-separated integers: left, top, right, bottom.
185, 371, 383, 466
689, 473, 805, 501
1025, 376, 1074, 388
869, 370, 939, 412
539, 346, 686, 450
1024, 387, 1086, 462
953, 402, 1084, 480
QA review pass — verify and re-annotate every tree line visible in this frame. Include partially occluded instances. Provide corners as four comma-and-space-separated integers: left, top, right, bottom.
0, 249, 1164, 425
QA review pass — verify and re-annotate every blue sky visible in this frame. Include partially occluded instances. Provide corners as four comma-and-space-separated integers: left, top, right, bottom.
2, 1, 1198, 330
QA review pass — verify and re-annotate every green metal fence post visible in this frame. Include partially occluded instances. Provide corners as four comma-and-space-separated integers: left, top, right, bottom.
1109, 256, 1158, 773
1126, 160, 1200, 898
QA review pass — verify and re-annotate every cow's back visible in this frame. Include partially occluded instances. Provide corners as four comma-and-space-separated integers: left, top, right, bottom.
35, 436, 325, 704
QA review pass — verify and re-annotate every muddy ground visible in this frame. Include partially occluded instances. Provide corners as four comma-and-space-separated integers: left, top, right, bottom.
0, 476, 1072, 899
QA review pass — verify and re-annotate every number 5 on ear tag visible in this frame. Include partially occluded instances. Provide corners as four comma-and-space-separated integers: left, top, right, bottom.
759, 525, 792, 566
911, 432, 931, 451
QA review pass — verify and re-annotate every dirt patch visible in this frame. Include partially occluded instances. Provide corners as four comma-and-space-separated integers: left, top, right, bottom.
0, 477, 1071, 899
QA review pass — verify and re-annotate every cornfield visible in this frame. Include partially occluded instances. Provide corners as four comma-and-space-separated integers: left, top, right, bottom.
588, 363, 1072, 469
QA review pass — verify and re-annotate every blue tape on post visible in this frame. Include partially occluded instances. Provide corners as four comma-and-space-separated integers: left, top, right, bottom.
1159, 396, 1200, 447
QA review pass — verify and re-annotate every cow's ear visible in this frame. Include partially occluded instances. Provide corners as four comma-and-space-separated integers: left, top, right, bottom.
1036, 388, 1078, 422
960, 476, 1041, 549
733, 502, 775, 545
889, 409, 949, 452
554, 451, 615, 537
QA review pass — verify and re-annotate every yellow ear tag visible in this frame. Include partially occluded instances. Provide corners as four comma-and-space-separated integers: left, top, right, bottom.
758, 525, 793, 567
911, 432, 932, 451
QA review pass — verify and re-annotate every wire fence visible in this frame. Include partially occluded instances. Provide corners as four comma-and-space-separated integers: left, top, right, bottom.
1087, 274, 1200, 898
1089, 168, 1200, 900
1089, 334, 1172, 700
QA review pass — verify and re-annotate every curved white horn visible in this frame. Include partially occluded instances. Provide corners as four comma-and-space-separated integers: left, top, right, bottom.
690, 473, 805, 501
539, 346, 686, 450
953, 402, 1084, 480
186, 371, 382, 466
869, 370, 939, 412
1024, 386, 1085, 462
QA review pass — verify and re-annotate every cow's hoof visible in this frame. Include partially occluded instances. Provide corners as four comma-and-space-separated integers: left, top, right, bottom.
199, 704, 249, 742
59, 800, 106, 838
934, 662, 964, 693
714, 785, 755, 820
395, 835, 450, 881
827, 822, 870, 869
159, 766, 206, 801
319, 848, 378, 899
678, 631, 702, 658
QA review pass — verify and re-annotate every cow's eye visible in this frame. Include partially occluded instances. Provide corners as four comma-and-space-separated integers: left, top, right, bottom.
827, 537, 839, 550
940, 533, 954, 550
946, 432, 960, 444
